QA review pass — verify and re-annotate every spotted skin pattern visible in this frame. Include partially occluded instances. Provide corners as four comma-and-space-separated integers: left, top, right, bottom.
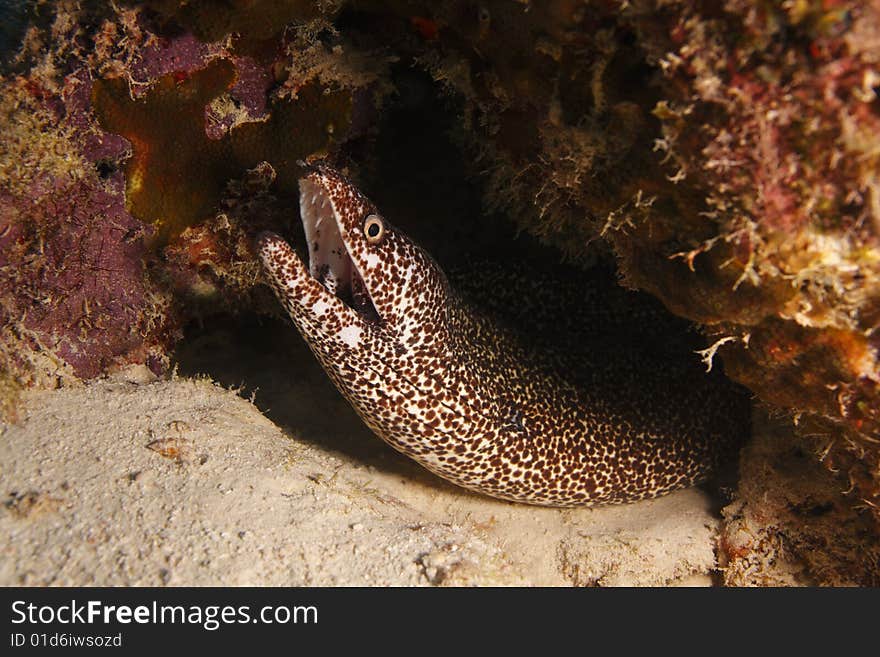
257, 165, 750, 507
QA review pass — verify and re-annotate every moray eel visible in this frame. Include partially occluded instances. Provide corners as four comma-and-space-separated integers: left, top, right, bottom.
257, 165, 750, 507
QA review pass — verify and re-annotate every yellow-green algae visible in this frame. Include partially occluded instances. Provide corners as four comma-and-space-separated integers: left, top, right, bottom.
92, 59, 352, 244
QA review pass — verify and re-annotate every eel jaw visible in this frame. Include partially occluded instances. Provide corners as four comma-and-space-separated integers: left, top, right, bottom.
299, 175, 380, 324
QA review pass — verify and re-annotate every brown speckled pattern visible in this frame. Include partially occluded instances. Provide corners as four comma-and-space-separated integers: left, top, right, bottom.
257, 165, 749, 507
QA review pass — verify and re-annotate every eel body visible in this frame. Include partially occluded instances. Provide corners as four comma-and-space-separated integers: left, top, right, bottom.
257, 165, 750, 507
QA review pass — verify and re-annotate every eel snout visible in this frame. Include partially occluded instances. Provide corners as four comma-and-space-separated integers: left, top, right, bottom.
257, 176, 378, 322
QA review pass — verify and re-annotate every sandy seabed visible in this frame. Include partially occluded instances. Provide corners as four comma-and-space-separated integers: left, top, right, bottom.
1, 321, 728, 587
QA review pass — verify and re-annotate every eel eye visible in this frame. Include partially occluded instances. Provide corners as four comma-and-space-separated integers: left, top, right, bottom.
363, 214, 385, 244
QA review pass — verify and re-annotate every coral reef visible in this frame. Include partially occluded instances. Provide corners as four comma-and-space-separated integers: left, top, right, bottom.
0, 71, 176, 387
619, 0, 880, 524
1, 0, 385, 387
720, 411, 880, 586
2, 0, 880, 582
370, 0, 880, 524
135, 0, 336, 55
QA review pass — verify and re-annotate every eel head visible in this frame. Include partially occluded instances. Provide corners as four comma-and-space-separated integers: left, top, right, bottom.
257, 164, 452, 362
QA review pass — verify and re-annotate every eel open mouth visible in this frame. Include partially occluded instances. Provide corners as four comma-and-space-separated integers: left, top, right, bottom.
299, 176, 380, 323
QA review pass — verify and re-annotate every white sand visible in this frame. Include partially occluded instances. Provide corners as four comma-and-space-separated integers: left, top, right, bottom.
0, 371, 720, 586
